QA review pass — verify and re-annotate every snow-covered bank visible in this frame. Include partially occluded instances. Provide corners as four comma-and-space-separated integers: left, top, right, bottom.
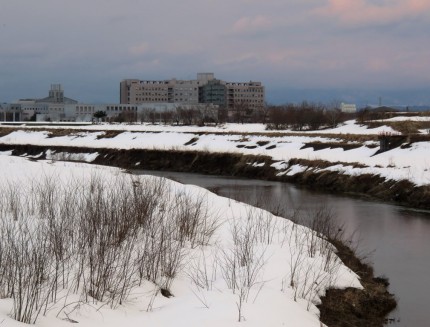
0, 155, 360, 327
0, 120, 429, 187
0, 119, 399, 134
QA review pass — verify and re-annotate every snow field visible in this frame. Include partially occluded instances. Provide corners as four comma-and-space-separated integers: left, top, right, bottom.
0, 155, 360, 327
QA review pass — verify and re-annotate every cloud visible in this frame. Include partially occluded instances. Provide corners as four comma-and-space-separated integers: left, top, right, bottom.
264, 48, 311, 65
1, 0, 429, 105
214, 52, 261, 67
129, 43, 150, 56
365, 57, 391, 73
231, 15, 272, 34
316, 0, 430, 26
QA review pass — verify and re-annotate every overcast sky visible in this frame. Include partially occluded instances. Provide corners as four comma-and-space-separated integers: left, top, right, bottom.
1, 0, 429, 106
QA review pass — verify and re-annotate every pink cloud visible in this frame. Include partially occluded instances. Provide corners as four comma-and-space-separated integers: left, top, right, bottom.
317, 0, 430, 25
365, 58, 391, 73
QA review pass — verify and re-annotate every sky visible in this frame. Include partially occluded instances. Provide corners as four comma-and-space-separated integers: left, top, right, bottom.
1, 0, 429, 106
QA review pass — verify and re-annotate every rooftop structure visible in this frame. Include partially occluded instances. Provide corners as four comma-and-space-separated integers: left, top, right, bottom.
35, 84, 78, 104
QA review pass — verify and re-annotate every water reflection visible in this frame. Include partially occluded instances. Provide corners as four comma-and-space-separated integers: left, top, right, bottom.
135, 170, 430, 326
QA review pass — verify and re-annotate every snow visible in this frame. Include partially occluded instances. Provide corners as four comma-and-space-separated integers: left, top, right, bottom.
1, 119, 429, 186
285, 164, 308, 177
0, 119, 398, 135
0, 154, 361, 327
305, 120, 397, 135
45, 149, 99, 162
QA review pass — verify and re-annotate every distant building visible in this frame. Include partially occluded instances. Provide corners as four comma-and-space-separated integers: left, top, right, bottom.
0, 83, 219, 123
120, 73, 265, 120
224, 80, 264, 120
0, 84, 77, 122
340, 103, 357, 113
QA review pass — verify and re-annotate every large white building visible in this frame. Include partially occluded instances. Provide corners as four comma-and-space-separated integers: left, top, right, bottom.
0, 85, 78, 122
120, 73, 265, 114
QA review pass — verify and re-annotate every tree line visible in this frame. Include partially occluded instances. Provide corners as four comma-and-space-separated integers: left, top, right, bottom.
266, 102, 353, 131
94, 102, 355, 131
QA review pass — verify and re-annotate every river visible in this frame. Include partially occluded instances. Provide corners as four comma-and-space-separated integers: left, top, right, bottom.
136, 170, 430, 327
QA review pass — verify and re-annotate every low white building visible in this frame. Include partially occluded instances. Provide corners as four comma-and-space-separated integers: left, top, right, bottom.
340, 103, 357, 113
1, 84, 219, 123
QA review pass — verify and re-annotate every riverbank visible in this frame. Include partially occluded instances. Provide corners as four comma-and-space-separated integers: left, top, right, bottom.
0, 144, 398, 326
1, 120, 430, 191
1, 121, 426, 325
318, 239, 397, 327
1, 120, 430, 204
1, 142, 429, 210
0, 154, 365, 327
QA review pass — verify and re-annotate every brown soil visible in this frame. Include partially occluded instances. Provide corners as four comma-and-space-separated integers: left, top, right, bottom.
318, 239, 397, 327
300, 141, 363, 151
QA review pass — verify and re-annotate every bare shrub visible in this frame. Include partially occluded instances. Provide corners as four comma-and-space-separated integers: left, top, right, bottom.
186, 248, 218, 292
219, 211, 268, 322
5, 181, 23, 221
7, 221, 53, 323
282, 206, 344, 308
0, 172, 219, 323
173, 191, 220, 248
285, 225, 306, 301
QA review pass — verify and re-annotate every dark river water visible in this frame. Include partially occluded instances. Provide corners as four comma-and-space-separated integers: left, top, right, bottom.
137, 170, 430, 327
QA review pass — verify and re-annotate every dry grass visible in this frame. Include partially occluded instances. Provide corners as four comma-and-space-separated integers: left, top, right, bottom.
2, 122, 429, 151
289, 158, 368, 169
0, 128, 17, 137
96, 130, 123, 139
366, 121, 430, 135
300, 141, 363, 151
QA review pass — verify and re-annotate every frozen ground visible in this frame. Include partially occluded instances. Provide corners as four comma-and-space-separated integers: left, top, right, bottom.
0, 155, 360, 326
1, 119, 429, 186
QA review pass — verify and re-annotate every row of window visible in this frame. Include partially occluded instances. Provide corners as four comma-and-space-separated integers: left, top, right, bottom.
106, 106, 137, 111
175, 87, 199, 91
225, 83, 262, 87
137, 87, 170, 91
228, 89, 264, 93
228, 94, 264, 98
106, 107, 138, 111
140, 81, 171, 85
75, 108, 94, 113
133, 91, 262, 99
76, 106, 94, 110
137, 98, 168, 102
135, 92, 168, 97
229, 99, 264, 104
73, 106, 139, 113
133, 86, 263, 94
